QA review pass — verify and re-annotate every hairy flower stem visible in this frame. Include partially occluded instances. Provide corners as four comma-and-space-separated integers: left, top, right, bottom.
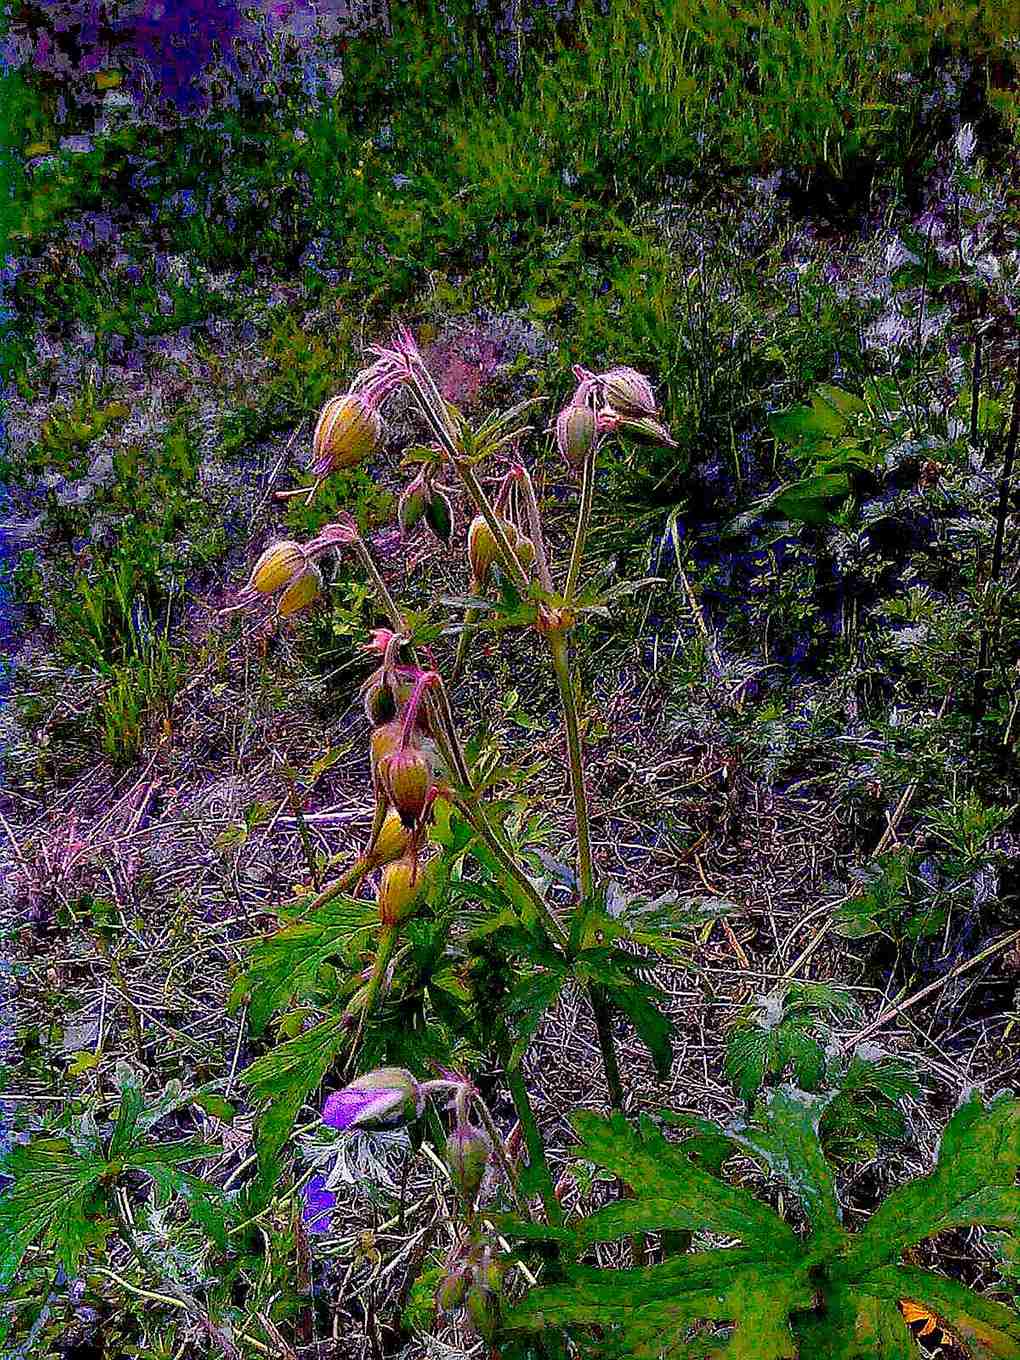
471, 1093, 533, 1220
546, 632, 594, 898
515, 466, 554, 592
565, 447, 597, 602
505, 1064, 563, 1228
451, 606, 481, 681
348, 535, 404, 632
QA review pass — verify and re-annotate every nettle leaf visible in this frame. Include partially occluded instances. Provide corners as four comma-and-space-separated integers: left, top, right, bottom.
236, 897, 378, 1034
505, 1250, 813, 1359
569, 1111, 799, 1253
846, 1091, 1020, 1274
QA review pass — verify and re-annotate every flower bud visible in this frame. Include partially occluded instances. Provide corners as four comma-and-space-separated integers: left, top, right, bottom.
247, 539, 306, 594
366, 808, 411, 868
370, 719, 404, 787
556, 401, 597, 466
380, 746, 432, 828
377, 855, 426, 925
604, 413, 678, 447
361, 670, 397, 725
424, 486, 454, 544
446, 1123, 491, 1206
513, 533, 536, 574
277, 563, 322, 616
322, 1066, 422, 1131
467, 514, 498, 587
603, 365, 658, 418
397, 480, 427, 534
310, 393, 383, 477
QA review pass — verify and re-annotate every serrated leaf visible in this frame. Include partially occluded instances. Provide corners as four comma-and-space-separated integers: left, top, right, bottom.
570, 1111, 799, 1254
729, 1088, 843, 1252
504, 970, 566, 1068
239, 899, 378, 1034
0, 1139, 109, 1286
846, 1092, 1020, 1274
505, 1250, 813, 1359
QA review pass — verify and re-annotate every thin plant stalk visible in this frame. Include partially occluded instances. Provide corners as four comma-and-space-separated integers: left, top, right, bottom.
546, 631, 594, 897
515, 465, 555, 593
565, 447, 597, 601
505, 1064, 563, 1228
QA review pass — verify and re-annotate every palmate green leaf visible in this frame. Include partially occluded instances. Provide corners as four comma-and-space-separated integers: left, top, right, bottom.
569, 1111, 799, 1254
0, 1139, 110, 1287
242, 1012, 349, 1181
505, 1250, 813, 1359
729, 1088, 843, 1253
504, 969, 566, 1068
846, 1092, 1020, 1274
237, 898, 379, 1034
856, 1265, 1020, 1359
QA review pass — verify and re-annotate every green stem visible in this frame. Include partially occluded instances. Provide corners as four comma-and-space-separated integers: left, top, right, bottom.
565, 447, 596, 602
452, 605, 481, 681
546, 631, 593, 899
471, 1093, 532, 1220
516, 466, 554, 593
348, 535, 404, 632
505, 1064, 562, 1227
294, 855, 372, 921
347, 923, 400, 1061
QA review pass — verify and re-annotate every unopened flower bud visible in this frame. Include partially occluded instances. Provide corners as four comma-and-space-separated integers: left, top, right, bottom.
371, 719, 404, 788
277, 563, 322, 616
366, 808, 411, 868
599, 411, 678, 447
310, 393, 383, 477
424, 486, 454, 544
446, 1123, 491, 1206
247, 539, 306, 594
397, 480, 427, 534
361, 670, 397, 725
556, 401, 597, 466
468, 514, 517, 587
381, 746, 433, 828
513, 533, 536, 574
603, 365, 658, 418
322, 1066, 422, 1131
377, 855, 426, 925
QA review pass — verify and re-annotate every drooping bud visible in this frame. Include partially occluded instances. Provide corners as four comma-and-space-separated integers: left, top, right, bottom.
397, 479, 427, 535
513, 533, 536, 574
247, 539, 306, 594
361, 669, 398, 725
310, 393, 383, 477
466, 514, 517, 588
321, 1066, 422, 1131
602, 365, 658, 418
380, 746, 433, 828
366, 808, 411, 868
371, 719, 404, 788
424, 485, 454, 544
377, 855, 426, 925
445, 1123, 491, 1206
599, 411, 678, 447
277, 563, 322, 616
556, 401, 597, 466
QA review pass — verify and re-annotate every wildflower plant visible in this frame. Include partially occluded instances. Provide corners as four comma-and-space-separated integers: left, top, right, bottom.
222, 327, 1020, 1355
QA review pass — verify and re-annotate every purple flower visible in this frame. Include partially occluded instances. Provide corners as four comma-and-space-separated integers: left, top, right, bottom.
321, 1067, 422, 1132
302, 1174, 336, 1235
